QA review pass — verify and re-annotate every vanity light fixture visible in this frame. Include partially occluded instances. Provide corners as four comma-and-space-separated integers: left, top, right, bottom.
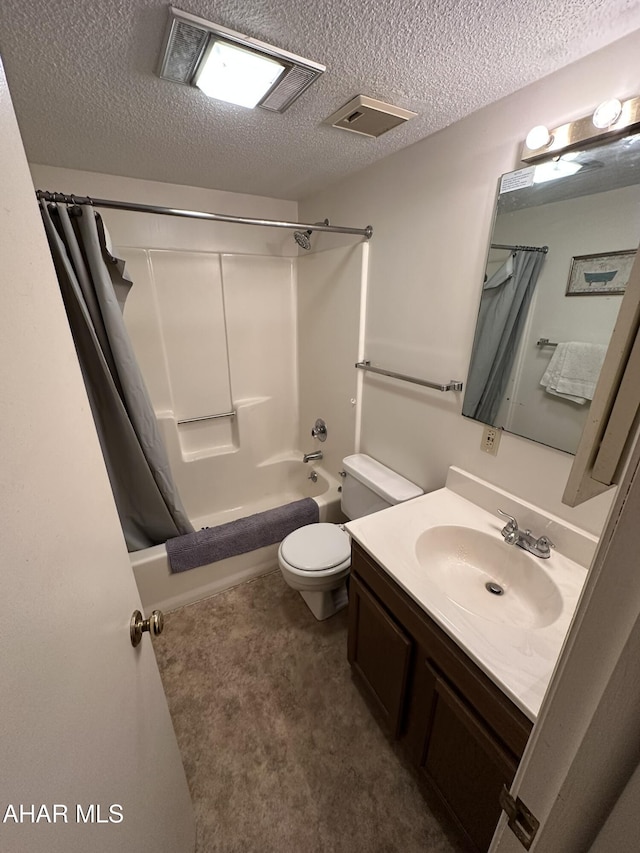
525, 125, 552, 151
592, 98, 623, 129
158, 6, 325, 112
522, 95, 640, 163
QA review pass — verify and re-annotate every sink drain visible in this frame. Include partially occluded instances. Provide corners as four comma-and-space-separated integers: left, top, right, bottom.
485, 581, 504, 596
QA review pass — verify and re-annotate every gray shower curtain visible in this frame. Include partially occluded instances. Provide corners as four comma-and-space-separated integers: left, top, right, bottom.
462, 249, 545, 425
40, 200, 194, 551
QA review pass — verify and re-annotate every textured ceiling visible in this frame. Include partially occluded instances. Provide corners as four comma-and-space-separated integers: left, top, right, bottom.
1, 0, 640, 200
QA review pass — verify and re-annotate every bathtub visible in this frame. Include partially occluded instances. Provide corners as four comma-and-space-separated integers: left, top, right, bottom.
130, 461, 343, 612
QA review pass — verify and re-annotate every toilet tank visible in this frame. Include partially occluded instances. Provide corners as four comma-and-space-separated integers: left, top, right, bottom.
341, 454, 423, 520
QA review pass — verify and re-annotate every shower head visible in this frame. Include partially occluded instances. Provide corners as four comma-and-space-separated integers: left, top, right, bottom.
294, 229, 312, 250
293, 219, 329, 251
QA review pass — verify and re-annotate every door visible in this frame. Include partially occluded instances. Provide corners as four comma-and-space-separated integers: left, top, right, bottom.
0, 59, 195, 852
491, 401, 640, 850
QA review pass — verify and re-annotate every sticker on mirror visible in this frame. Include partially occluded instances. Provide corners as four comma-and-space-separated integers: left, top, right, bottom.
500, 167, 535, 193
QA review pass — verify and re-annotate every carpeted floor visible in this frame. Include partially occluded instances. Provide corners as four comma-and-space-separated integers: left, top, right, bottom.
154, 570, 469, 853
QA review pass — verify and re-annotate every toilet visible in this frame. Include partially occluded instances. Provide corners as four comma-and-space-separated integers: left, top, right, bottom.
278, 453, 423, 620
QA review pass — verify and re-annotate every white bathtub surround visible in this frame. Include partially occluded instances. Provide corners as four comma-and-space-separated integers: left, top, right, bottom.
29, 168, 301, 514
346, 467, 595, 720
121, 250, 298, 516
29, 166, 370, 611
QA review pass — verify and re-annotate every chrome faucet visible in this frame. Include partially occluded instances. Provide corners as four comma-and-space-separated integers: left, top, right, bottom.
303, 450, 323, 463
498, 509, 554, 559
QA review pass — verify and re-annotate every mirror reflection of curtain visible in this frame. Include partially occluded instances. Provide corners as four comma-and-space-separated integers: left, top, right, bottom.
462, 249, 546, 424
40, 201, 194, 551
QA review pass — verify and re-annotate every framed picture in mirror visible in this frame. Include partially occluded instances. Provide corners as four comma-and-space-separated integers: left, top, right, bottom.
566, 249, 636, 296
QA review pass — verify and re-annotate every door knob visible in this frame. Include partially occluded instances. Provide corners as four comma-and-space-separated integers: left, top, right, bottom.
130, 609, 164, 647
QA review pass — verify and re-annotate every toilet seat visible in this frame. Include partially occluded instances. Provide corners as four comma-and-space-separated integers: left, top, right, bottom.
280, 523, 350, 572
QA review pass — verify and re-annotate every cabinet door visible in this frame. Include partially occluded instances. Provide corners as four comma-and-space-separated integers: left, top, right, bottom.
420, 663, 518, 852
347, 575, 412, 737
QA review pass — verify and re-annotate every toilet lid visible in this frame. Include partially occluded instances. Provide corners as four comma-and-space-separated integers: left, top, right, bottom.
281, 523, 350, 571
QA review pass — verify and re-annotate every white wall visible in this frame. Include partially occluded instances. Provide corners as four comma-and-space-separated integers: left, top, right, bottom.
300, 29, 640, 535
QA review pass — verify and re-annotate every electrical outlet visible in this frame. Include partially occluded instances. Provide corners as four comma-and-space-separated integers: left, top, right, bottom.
481, 426, 502, 456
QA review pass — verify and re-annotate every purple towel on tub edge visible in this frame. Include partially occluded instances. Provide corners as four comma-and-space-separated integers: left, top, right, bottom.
165, 497, 320, 573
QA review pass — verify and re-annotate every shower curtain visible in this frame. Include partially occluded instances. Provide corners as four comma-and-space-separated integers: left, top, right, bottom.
462, 249, 545, 425
40, 200, 194, 551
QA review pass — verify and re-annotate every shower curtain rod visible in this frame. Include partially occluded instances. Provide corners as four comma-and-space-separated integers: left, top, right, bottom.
491, 242, 548, 254
35, 190, 373, 239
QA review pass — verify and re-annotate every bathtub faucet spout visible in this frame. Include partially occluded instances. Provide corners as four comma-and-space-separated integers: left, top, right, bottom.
303, 450, 323, 463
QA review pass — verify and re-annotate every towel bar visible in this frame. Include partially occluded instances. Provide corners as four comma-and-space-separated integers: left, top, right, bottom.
177, 410, 236, 425
355, 361, 463, 392
537, 338, 559, 347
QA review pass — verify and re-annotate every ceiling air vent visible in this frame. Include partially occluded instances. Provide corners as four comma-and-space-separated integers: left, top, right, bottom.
325, 95, 417, 138
158, 7, 325, 113
159, 16, 209, 83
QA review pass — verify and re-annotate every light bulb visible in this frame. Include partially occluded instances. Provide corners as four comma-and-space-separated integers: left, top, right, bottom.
592, 98, 623, 129
194, 40, 285, 109
525, 125, 552, 150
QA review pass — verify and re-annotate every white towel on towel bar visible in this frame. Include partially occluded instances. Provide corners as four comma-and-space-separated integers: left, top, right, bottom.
540, 341, 608, 404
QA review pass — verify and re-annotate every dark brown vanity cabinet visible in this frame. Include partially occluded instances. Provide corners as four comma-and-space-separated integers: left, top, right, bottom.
346, 574, 412, 737
347, 542, 533, 852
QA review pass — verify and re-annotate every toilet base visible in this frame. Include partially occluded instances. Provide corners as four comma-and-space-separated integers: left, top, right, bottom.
300, 582, 349, 621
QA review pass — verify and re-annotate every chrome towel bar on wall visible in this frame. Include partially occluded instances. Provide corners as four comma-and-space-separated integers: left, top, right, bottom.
355, 361, 463, 392
177, 410, 236, 424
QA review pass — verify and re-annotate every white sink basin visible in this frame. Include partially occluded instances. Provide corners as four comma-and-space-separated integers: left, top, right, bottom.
414, 524, 563, 629
346, 474, 593, 719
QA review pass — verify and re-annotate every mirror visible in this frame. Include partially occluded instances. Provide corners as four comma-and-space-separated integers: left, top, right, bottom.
463, 132, 640, 454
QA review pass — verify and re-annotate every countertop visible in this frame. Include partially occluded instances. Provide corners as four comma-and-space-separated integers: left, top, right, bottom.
345, 475, 591, 721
